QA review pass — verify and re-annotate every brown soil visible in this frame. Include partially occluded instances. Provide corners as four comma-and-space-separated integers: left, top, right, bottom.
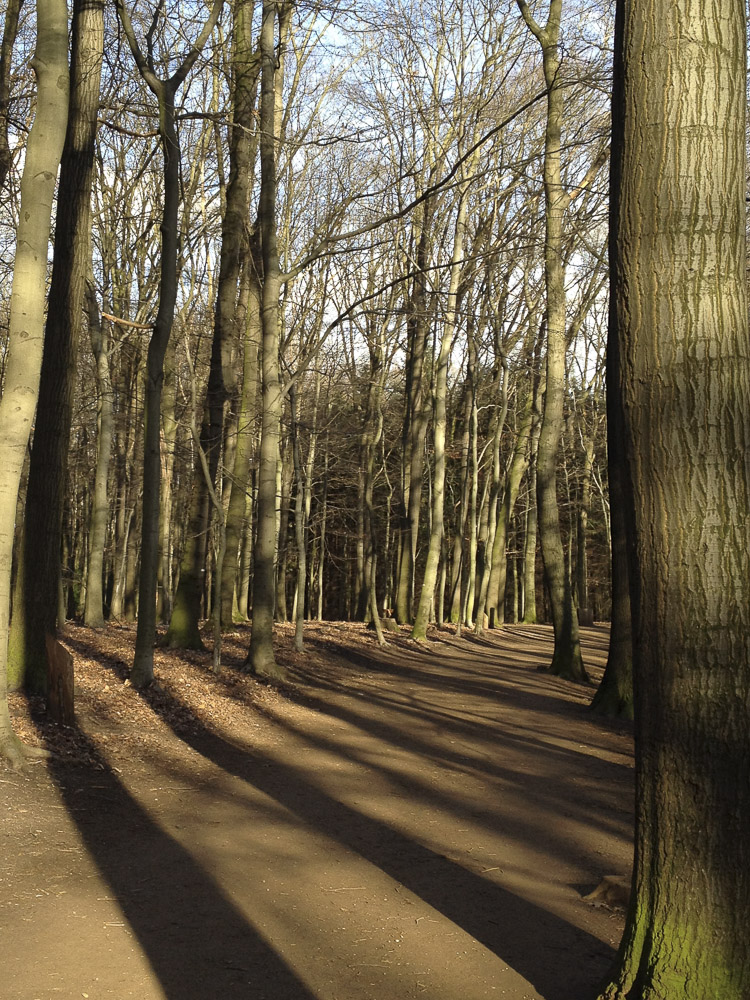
1, 621, 633, 1000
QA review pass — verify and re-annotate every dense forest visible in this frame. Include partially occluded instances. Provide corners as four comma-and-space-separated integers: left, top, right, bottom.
1, 1, 749, 998
0, 0, 613, 682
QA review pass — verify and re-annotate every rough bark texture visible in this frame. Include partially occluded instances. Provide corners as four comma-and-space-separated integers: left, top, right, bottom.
0, 0, 68, 764
598, 3, 750, 997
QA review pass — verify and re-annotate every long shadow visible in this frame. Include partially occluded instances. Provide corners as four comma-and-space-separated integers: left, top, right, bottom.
294, 636, 633, 759
256, 688, 634, 848
41, 730, 318, 1000
128, 690, 618, 1000
62, 633, 632, 852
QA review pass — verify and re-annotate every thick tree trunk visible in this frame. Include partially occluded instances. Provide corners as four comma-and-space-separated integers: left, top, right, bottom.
169, 0, 259, 647
8, 0, 103, 690
0, 0, 68, 764
598, 3, 750, 997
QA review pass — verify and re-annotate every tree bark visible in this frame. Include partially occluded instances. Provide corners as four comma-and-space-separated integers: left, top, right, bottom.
516, 0, 586, 680
0, 0, 24, 190
116, 0, 224, 687
8, 0, 103, 690
83, 284, 114, 627
245, 0, 292, 680
598, 3, 750, 997
0, 0, 68, 765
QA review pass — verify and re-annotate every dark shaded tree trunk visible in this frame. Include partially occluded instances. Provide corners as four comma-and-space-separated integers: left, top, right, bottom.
8, 0, 103, 691
116, 0, 223, 687
0, 0, 68, 765
0, 0, 24, 190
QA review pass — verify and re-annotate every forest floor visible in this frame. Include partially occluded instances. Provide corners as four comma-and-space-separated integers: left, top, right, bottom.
1, 620, 633, 1000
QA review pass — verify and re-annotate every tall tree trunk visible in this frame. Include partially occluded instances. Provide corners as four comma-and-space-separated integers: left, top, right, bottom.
394, 201, 434, 624
245, 0, 292, 680
117, 0, 223, 687
7, 0, 103, 691
83, 285, 114, 626
516, 0, 586, 680
169, 0, 259, 646
483, 383, 537, 629
598, 3, 750, 997
290, 387, 306, 651
412, 182, 471, 640
0, 0, 68, 764
221, 248, 261, 625
520, 427, 540, 624
157, 338, 177, 623
575, 434, 595, 618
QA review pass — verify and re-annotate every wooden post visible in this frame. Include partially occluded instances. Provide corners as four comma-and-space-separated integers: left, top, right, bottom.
46, 634, 74, 725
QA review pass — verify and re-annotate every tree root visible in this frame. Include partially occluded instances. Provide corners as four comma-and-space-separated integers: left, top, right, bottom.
0, 732, 50, 770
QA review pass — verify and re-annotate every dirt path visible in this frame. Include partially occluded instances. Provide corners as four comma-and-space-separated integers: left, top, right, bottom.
1, 623, 633, 1000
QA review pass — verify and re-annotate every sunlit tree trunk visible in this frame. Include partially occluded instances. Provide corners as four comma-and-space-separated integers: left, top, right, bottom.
516, 0, 586, 679
598, 3, 750, 997
8, 0, 103, 690
246, 0, 292, 680
0, 0, 68, 764
83, 286, 114, 626
221, 251, 260, 625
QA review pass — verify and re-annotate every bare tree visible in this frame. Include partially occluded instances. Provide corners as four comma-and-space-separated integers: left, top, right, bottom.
0, 0, 68, 765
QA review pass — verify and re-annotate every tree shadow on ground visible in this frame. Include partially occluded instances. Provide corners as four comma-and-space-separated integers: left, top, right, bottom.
59, 628, 624, 1000
122, 684, 616, 1000
38, 727, 318, 1000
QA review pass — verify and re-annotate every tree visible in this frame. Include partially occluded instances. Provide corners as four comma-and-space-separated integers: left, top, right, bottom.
598, 2, 750, 997
116, 0, 224, 687
515, 0, 606, 680
0, 0, 68, 765
0, 0, 24, 190
8, 0, 105, 689
245, 0, 293, 680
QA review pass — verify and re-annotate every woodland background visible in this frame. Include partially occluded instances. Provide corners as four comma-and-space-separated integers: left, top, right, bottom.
0, 0, 612, 692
